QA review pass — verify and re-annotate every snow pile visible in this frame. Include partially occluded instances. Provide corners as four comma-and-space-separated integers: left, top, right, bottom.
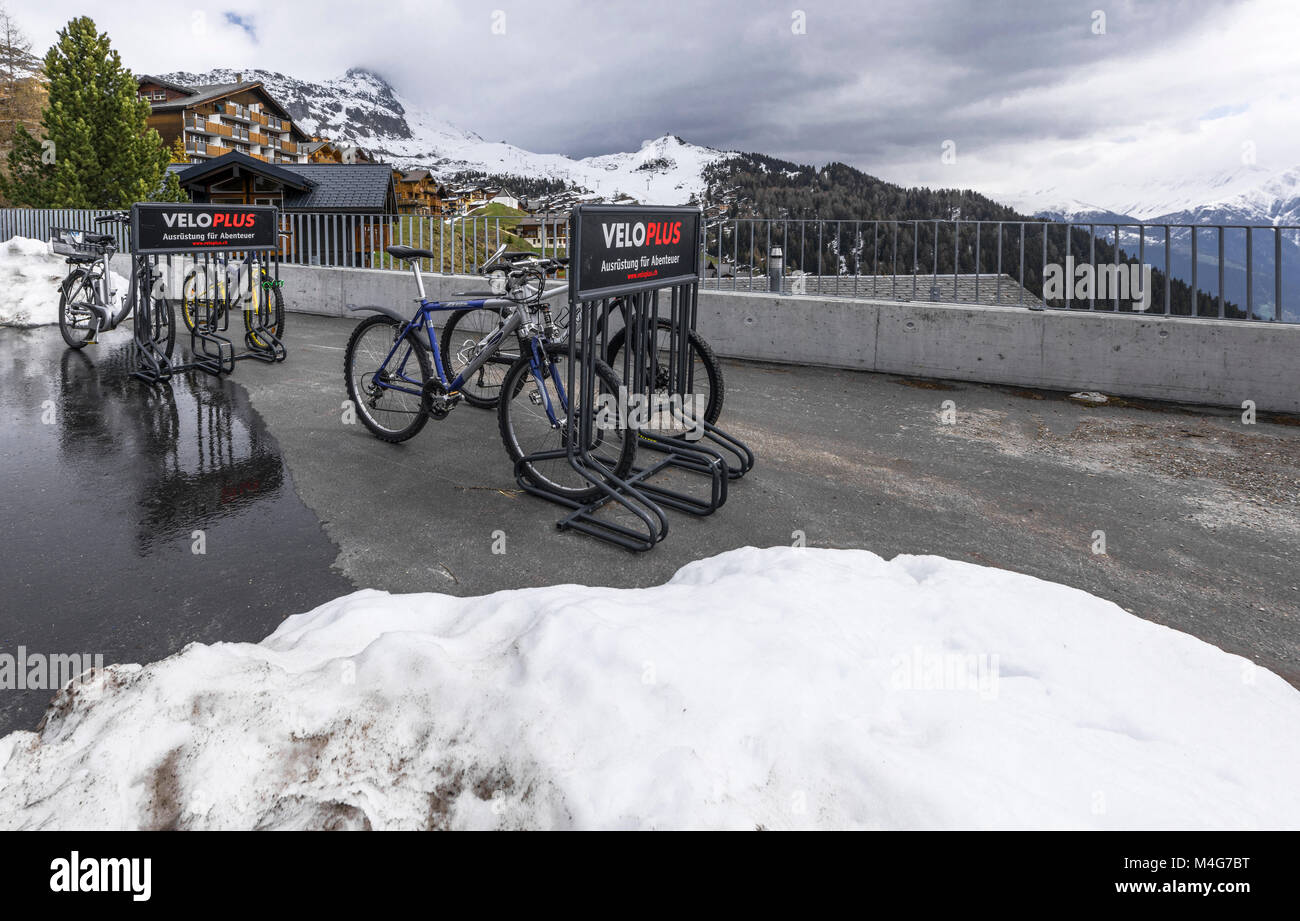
0, 237, 70, 327
2, 547, 1297, 830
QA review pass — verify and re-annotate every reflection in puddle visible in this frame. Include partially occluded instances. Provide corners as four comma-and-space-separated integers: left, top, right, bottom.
0, 328, 352, 736
57, 345, 285, 553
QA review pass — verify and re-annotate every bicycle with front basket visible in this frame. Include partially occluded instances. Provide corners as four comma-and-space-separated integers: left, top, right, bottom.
52, 212, 176, 357
343, 243, 636, 502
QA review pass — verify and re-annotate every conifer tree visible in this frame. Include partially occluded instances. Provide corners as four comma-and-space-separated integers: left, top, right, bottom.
1, 16, 171, 207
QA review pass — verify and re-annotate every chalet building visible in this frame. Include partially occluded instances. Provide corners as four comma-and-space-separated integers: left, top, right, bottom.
138, 75, 311, 165
511, 215, 570, 251
168, 151, 398, 263
394, 169, 448, 214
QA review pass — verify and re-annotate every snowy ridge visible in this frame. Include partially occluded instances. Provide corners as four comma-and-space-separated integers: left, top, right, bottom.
2, 547, 1297, 830
1012, 164, 1300, 226
159, 68, 734, 204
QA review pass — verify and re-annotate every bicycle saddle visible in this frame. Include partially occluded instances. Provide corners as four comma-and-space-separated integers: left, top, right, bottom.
386, 245, 436, 261
84, 232, 114, 245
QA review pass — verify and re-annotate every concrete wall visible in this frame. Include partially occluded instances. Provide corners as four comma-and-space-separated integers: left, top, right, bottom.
276, 263, 1300, 413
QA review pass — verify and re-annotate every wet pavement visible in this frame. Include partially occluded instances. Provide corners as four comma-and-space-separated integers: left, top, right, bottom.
0, 327, 353, 735
236, 313, 1300, 687
2, 314, 1298, 738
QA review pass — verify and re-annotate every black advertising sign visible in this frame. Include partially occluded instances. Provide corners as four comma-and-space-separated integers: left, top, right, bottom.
571, 205, 700, 300
131, 203, 280, 254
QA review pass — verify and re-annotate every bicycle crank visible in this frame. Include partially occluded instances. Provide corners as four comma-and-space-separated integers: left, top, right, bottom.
421, 379, 462, 420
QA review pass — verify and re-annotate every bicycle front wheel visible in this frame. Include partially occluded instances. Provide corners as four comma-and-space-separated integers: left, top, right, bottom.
139, 289, 177, 359
498, 343, 635, 502
245, 269, 285, 345
58, 269, 97, 349
344, 314, 431, 443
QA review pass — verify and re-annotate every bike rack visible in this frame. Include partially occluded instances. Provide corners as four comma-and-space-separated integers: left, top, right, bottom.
128, 203, 286, 384
516, 204, 754, 551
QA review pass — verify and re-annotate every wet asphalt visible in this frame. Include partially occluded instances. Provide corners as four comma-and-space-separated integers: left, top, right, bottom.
0, 327, 353, 736
1, 313, 1298, 736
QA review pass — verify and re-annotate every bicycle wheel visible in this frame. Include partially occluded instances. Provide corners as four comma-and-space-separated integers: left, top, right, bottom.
498, 343, 635, 502
153, 293, 177, 359
180, 269, 227, 334
244, 268, 285, 345
58, 269, 97, 349
344, 314, 431, 443
439, 306, 515, 409
605, 320, 724, 432
137, 286, 177, 359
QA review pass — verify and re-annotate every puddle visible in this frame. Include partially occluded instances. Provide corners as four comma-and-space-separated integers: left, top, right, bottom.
0, 328, 354, 735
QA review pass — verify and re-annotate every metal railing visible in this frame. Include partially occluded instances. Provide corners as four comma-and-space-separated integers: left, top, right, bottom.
702, 218, 1300, 322
274, 210, 570, 275
3, 209, 1296, 322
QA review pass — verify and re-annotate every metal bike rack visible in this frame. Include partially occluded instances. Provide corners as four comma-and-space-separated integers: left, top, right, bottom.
129, 203, 286, 384
516, 204, 754, 551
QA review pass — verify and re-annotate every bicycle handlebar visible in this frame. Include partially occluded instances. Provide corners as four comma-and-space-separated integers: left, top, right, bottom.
94, 213, 128, 225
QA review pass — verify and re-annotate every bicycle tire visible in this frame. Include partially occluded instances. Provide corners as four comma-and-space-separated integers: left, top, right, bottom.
344, 314, 432, 443
245, 269, 285, 345
57, 269, 96, 349
180, 269, 228, 334
498, 343, 636, 503
605, 321, 724, 427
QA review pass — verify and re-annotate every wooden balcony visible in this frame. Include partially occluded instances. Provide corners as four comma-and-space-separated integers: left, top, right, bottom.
213, 123, 234, 139
204, 142, 227, 157
250, 132, 269, 146
280, 140, 298, 155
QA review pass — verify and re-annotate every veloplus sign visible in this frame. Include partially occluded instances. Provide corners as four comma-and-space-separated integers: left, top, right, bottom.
571, 204, 701, 300
131, 203, 280, 254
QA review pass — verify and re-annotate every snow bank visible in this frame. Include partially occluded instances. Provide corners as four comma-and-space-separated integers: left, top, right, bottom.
2, 547, 1297, 830
0, 237, 69, 327
0, 236, 128, 328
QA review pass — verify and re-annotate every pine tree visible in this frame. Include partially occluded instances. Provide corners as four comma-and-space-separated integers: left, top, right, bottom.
154, 168, 189, 202
2, 16, 170, 208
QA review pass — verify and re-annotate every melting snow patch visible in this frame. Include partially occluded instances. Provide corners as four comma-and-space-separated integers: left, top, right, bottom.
1, 547, 1297, 830
0, 237, 69, 327
0, 236, 127, 328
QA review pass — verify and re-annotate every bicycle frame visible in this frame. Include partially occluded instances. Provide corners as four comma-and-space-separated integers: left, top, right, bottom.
366, 260, 569, 423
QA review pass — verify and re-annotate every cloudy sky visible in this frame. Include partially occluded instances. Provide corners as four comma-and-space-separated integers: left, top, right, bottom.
9, 0, 1298, 208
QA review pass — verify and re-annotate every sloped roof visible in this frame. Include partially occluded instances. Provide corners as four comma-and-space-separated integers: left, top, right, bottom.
283, 163, 395, 211
176, 151, 311, 190
139, 77, 297, 123
174, 152, 396, 212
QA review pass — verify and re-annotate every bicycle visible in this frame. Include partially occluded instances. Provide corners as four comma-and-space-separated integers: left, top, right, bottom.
440, 246, 725, 427
179, 233, 289, 345
52, 213, 176, 357
343, 243, 636, 502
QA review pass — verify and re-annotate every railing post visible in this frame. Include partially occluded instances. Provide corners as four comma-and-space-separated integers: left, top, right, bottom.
1276, 227, 1283, 322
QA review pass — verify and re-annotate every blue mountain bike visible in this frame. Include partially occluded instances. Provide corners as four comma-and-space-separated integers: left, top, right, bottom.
343, 244, 635, 502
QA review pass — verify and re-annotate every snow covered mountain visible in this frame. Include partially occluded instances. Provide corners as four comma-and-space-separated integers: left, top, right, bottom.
1009, 166, 1300, 322
158, 68, 733, 204
1010, 164, 1300, 227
